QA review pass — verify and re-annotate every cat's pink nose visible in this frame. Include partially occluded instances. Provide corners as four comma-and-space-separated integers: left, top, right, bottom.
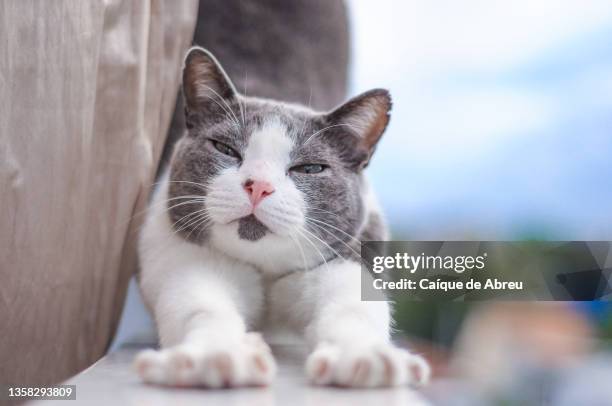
244, 179, 275, 206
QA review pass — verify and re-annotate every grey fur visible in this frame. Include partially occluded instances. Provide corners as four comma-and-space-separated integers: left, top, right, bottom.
237, 215, 269, 241
164, 1, 390, 265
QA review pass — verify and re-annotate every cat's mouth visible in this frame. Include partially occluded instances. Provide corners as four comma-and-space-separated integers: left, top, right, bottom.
236, 214, 269, 241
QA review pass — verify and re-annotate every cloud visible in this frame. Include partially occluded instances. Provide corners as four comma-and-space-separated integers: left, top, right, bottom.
349, 0, 612, 80
379, 85, 554, 167
347, 0, 612, 238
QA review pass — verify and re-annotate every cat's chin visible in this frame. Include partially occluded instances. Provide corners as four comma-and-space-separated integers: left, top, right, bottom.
208, 221, 306, 274
221, 212, 294, 240
236, 214, 269, 241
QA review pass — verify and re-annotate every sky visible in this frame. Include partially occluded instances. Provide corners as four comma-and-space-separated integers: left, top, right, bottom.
348, 0, 612, 239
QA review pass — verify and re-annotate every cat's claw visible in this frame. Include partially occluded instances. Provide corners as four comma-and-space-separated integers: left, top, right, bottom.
134, 333, 276, 387
305, 343, 430, 388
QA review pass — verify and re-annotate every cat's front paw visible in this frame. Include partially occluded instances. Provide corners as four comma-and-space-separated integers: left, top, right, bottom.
305, 342, 430, 388
134, 332, 276, 388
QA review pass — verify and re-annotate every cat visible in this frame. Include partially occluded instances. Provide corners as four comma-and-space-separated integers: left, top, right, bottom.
133, 46, 430, 388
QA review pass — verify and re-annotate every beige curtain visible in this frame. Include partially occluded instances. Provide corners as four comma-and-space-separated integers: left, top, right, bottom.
0, 0, 198, 385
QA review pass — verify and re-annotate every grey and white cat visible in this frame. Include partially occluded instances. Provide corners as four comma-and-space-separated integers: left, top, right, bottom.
134, 46, 430, 388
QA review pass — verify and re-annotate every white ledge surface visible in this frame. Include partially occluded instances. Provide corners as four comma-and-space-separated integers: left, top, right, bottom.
30, 345, 430, 405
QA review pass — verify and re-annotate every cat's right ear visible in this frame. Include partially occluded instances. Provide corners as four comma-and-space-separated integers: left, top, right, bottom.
182, 47, 237, 126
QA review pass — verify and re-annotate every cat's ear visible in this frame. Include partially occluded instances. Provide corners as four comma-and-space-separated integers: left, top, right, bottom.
182, 47, 237, 124
326, 89, 391, 168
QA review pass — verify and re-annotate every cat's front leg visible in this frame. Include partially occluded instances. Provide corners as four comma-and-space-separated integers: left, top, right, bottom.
134, 253, 275, 388
273, 259, 430, 388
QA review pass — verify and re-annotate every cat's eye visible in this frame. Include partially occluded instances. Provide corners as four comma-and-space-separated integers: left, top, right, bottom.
211, 140, 240, 159
290, 164, 327, 174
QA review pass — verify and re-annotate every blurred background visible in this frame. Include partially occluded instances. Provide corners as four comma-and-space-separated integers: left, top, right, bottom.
113, 0, 612, 404
351, 0, 612, 240
346, 1, 612, 403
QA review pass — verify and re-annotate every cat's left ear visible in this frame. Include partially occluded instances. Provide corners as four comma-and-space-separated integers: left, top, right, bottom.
182, 47, 238, 127
326, 89, 391, 169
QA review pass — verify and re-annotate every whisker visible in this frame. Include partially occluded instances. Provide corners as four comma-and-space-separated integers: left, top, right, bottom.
171, 207, 209, 230
195, 213, 214, 242
293, 227, 330, 272
203, 95, 241, 130
273, 196, 325, 271
307, 207, 343, 219
174, 212, 212, 235
303, 123, 357, 145
161, 199, 206, 216
297, 88, 313, 140
126, 196, 205, 226
185, 215, 213, 240
306, 216, 363, 246
305, 220, 360, 260
238, 70, 248, 127
199, 84, 242, 129
288, 232, 309, 272
305, 218, 373, 268
298, 226, 348, 270
151, 180, 210, 191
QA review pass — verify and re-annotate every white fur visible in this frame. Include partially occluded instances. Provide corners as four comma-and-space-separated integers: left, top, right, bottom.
206, 118, 310, 274
135, 120, 429, 388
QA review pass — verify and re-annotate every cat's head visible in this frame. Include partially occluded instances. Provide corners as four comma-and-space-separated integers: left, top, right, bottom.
167, 47, 390, 269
